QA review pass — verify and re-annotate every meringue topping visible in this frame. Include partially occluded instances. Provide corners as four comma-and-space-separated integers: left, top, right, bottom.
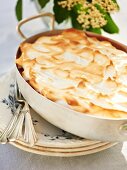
16, 29, 127, 118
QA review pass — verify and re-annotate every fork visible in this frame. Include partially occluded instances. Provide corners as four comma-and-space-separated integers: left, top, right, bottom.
0, 82, 37, 146
9, 82, 37, 146
0, 104, 22, 144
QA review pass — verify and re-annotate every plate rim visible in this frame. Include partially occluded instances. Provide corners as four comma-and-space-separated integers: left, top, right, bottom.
10, 141, 117, 157
14, 139, 112, 151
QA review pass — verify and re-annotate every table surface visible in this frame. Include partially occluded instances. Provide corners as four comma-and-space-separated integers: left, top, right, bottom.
0, 1, 127, 170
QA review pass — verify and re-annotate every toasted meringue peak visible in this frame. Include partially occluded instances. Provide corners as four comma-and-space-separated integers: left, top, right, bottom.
16, 28, 127, 118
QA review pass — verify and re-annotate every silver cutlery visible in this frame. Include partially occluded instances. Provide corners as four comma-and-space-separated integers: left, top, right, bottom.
0, 82, 37, 146
0, 105, 22, 144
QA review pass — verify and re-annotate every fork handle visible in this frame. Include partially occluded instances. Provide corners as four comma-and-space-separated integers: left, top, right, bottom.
0, 105, 21, 144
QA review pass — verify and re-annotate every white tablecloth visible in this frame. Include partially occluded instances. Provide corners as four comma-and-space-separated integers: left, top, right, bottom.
0, 1, 127, 169
0, 143, 127, 170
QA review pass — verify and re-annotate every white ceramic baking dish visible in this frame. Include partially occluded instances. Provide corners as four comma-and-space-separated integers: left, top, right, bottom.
15, 13, 127, 142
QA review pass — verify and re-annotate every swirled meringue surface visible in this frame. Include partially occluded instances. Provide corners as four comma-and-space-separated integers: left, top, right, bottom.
16, 29, 127, 118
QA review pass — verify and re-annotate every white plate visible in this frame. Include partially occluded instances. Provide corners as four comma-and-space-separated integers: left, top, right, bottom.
0, 69, 117, 156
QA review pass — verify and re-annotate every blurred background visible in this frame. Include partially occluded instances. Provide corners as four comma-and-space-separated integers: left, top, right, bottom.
0, 0, 127, 75
0, 0, 37, 75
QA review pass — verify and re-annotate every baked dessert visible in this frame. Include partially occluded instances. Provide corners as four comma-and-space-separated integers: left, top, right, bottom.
16, 29, 127, 118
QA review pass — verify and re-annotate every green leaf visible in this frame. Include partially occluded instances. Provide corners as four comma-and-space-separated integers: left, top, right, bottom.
71, 12, 83, 30
111, 0, 117, 3
95, 4, 119, 34
70, 4, 84, 30
70, 6, 83, 30
72, 4, 83, 12
37, 0, 50, 8
53, 0, 70, 24
15, 0, 22, 21
87, 27, 102, 34
103, 14, 119, 33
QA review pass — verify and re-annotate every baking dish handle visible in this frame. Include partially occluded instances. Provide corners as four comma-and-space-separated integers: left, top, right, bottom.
16, 12, 55, 39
